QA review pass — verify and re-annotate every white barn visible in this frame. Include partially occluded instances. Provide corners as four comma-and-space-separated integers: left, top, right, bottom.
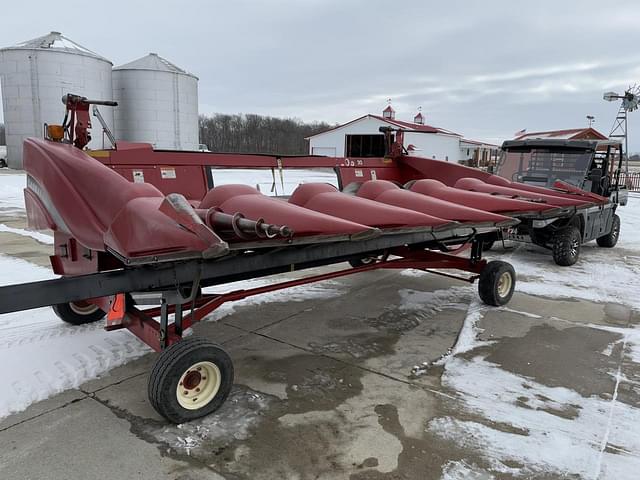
307, 106, 466, 162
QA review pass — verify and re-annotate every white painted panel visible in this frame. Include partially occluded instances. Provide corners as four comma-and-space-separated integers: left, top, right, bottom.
311, 147, 336, 156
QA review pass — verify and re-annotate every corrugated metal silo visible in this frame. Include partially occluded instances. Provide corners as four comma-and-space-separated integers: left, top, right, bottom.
0, 32, 114, 169
112, 53, 199, 150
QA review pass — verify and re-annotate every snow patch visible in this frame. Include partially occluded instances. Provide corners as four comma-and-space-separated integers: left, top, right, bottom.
0, 224, 54, 244
441, 460, 495, 479
0, 174, 26, 214
200, 276, 343, 323
150, 387, 272, 456
429, 356, 640, 478
0, 255, 342, 419
0, 255, 150, 418
498, 195, 640, 310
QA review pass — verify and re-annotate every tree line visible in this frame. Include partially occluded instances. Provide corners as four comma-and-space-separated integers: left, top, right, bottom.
198, 114, 335, 155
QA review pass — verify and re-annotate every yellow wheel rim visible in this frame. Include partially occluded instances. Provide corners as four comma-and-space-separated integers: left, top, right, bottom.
69, 301, 99, 315
176, 361, 221, 410
497, 271, 512, 298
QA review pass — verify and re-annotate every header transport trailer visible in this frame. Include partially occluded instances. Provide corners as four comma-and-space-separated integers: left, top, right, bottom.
0, 95, 612, 422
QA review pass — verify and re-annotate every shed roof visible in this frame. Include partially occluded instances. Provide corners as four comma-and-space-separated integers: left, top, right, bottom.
306, 114, 461, 139
514, 127, 607, 141
461, 138, 499, 148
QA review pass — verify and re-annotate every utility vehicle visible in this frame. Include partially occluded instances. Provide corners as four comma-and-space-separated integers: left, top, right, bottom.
493, 138, 628, 265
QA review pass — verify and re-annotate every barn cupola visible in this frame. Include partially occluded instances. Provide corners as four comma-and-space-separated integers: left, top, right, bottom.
382, 105, 395, 120
413, 111, 424, 125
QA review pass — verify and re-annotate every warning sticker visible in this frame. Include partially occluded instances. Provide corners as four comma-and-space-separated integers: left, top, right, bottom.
132, 170, 145, 183
355, 169, 363, 177
161, 167, 177, 179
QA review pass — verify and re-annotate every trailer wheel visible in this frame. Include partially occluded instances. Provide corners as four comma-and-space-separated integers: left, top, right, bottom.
552, 226, 581, 266
348, 256, 378, 268
478, 260, 515, 306
148, 337, 234, 424
596, 214, 620, 248
52, 301, 105, 325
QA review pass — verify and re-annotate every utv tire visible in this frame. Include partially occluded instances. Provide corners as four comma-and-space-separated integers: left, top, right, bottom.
148, 337, 234, 424
478, 260, 516, 306
52, 301, 106, 325
596, 214, 620, 248
552, 226, 581, 266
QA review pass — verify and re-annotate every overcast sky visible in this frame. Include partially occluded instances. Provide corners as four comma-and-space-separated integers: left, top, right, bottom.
1, 0, 640, 150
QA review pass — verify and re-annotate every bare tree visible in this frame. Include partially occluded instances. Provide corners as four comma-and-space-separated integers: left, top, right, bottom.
199, 114, 335, 155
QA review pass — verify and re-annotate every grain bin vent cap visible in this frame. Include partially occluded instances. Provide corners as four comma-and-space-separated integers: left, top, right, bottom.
2, 31, 112, 63
114, 53, 198, 80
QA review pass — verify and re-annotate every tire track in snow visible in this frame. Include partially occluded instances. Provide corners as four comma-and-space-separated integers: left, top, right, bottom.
0, 254, 151, 419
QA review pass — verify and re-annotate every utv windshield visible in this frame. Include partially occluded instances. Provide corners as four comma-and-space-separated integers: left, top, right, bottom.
495, 148, 593, 188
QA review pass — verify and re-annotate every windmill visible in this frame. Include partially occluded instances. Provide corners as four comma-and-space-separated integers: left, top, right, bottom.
603, 85, 640, 172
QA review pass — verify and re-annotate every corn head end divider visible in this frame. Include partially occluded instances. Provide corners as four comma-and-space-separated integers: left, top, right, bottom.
0, 95, 618, 423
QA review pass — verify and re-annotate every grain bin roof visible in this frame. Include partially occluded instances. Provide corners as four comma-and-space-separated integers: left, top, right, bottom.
114, 53, 198, 79
2, 31, 112, 63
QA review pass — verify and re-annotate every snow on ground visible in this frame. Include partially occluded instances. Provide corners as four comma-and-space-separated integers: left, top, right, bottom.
441, 460, 494, 479
0, 254, 341, 420
0, 254, 151, 418
427, 193, 640, 479
0, 173, 26, 215
494, 193, 640, 309
430, 355, 640, 478
212, 167, 338, 196
0, 224, 54, 244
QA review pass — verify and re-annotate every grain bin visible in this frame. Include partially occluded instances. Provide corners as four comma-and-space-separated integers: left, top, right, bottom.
0, 32, 114, 169
112, 53, 198, 150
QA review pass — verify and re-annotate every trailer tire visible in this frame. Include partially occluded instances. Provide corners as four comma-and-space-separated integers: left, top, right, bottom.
348, 256, 378, 268
596, 214, 620, 248
148, 337, 234, 424
552, 226, 581, 266
478, 260, 515, 306
52, 301, 105, 325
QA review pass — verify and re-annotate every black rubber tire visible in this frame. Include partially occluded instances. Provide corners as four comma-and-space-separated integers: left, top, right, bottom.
348, 256, 378, 268
596, 214, 620, 248
0, 159, 6, 168
478, 260, 516, 306
52, 301, 106, 325
552, 226, 581, 266
148, 337, 234, 424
